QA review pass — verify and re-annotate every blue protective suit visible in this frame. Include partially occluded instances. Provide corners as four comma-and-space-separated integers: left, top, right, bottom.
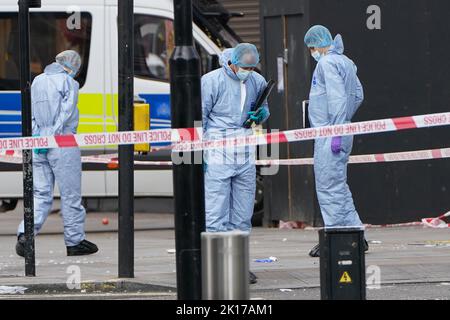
202, 49, 270, 232
17, 63, 86, 246
308, 35, 364, 227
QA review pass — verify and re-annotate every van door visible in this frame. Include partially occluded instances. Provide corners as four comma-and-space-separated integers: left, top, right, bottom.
105, 5, 223, 197
106, 6, 174, 197
76, 5, 108, 197
0, 7, 106, 198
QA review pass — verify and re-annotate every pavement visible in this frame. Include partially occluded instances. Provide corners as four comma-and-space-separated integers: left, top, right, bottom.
0, 201, 450, 300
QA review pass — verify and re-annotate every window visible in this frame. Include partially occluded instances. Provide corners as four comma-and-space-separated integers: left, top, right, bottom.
0, 12, 92, 90
134, 15, 174, 81
134, 15, 215, 80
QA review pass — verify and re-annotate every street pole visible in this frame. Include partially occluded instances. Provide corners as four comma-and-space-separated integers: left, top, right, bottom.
170, 0, 205, 300
118, 0, 134, 278
18, 0, 41, 277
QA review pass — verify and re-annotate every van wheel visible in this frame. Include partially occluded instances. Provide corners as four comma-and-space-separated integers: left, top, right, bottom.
0, 199, 18, 213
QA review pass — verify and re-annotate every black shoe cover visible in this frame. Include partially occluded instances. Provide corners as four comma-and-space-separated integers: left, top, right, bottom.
15, 234, 26, 258
309, 243, 320, 258
67, 239, 98, 256
249, 271, 258, 284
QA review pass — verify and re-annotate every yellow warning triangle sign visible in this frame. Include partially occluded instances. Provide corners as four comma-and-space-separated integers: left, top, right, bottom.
339, 271, 352, 284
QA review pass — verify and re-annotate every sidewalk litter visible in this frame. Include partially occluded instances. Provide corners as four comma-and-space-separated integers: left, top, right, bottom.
0, 286, 27, 295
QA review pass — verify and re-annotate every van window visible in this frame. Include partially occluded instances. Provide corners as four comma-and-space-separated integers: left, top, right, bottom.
134, 15, 174, 81
134, 15, 215, 80
0, 12, 92, 90
195, 41, 210, 75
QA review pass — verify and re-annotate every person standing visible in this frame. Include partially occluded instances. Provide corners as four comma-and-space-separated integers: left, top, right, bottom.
304, 26, 368, 257
201, 43, 270, 283
16, 50, 98, 257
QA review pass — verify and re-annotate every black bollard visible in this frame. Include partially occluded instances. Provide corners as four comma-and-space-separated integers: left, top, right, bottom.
170, 0, 205, 300
18, 0, 41, 277
320, 227, 366, 300
117, 0, 135, 278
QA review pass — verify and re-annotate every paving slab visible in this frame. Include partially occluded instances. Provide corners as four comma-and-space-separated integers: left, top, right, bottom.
0, 209, 449, 298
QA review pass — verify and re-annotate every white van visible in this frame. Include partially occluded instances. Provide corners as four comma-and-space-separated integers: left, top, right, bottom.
0, 0, 239, 207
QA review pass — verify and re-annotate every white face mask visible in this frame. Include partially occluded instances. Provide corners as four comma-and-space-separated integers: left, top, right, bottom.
311, 50, 323, 62
236, 68, 252, 81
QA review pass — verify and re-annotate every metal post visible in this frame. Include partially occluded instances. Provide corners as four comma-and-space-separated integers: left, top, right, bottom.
202, 232, 249, 300
18, 0, 41, 277
170, 0, 205, 300
320, 227, 366, 300
118, 0, 134, 278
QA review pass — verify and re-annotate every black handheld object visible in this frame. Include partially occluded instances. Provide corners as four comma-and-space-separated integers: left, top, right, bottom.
243, 79, 276, 128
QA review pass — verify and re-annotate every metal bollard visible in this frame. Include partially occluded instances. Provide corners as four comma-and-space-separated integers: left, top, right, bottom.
202, 231, 249, 300
320, 227, 366, 300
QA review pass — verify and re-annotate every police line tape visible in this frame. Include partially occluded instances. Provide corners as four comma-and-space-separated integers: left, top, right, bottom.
1, 147, 449, 166
83, 147, 450, 166
360, 210, 450, 229
173, 112, 450, 152
301, 211, 450, 230
257, 147, 450, 166
0, 112, 449, 152
421, 211, 450, 228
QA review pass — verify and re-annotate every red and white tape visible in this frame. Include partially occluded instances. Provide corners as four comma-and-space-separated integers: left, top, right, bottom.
0, 151, 122, 165
257, 147, 450, 166
173, 112, 450, 152
303, 211, 450, 230
364, 221, 425, 229
0, 127, 202, 152
1, 147, 449, 166
366, 211, 450, 229
90, 147, 450, 166
0, 112, 449, 152
421, 211, 450, 228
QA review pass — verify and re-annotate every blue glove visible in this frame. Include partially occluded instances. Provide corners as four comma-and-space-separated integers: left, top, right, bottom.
32, 134, 49, 155
248, 108, 269, 125
34, 148, 49, 155
331, 136, 342, 154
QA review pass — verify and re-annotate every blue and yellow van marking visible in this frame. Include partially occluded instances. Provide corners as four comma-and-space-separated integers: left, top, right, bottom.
0, 93, 172, 142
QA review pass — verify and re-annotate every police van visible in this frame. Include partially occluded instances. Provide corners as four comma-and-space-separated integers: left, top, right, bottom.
0, 0, 245, 210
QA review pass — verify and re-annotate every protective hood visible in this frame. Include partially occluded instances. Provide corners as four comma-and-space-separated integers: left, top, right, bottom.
328, 34, 345, 55
219, 48, 240, 81
44, 62, 67, 75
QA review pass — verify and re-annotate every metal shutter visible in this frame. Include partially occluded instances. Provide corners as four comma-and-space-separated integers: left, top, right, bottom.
219, 0, 261, 49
